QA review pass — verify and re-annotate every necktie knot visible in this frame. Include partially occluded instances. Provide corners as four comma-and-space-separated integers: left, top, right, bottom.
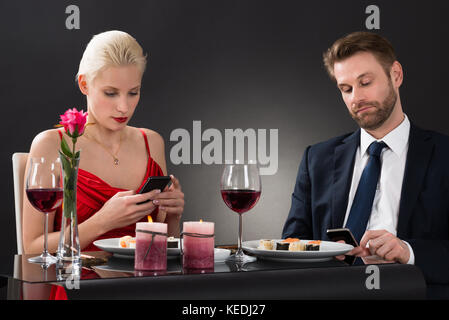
368, 141, 387, 157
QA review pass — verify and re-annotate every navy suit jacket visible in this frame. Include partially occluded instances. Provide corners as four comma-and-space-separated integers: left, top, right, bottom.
282, 124, 449, 284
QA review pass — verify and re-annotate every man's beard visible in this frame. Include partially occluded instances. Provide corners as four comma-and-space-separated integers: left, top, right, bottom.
350, 81, 397, 131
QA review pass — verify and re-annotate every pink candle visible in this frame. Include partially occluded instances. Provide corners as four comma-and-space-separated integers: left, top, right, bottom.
182, 221, 214, 269
134, 222, 167, 271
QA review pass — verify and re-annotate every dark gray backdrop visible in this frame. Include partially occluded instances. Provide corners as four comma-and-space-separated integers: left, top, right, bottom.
1, 0, 448, 261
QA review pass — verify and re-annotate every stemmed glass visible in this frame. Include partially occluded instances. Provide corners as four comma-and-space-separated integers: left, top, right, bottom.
25, 157, 63, 265
220, 161, 261, 264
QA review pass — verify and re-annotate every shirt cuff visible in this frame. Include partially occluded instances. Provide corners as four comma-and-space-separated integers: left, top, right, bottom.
403, 240, 415, 265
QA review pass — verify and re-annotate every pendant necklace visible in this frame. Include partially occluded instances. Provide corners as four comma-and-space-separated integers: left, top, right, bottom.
85, 132, 122, 165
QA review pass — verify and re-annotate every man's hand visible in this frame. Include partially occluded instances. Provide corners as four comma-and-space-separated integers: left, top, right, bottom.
359, 230, 410, 264
334, 230, 410, 264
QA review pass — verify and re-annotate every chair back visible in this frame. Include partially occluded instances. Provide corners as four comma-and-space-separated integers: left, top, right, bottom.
12, 152, 29, 254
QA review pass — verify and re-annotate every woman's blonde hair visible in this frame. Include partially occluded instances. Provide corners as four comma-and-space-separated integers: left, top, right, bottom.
76, 30, 147, 83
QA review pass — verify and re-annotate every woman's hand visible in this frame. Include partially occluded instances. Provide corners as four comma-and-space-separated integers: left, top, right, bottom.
152, 175, 184, 226
94, 189, 161, 233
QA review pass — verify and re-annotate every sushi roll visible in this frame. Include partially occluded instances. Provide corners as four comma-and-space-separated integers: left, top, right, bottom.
275, 241, 290, 251
128, 238, 136, 249
167, 237, 179, 248
288, 240, 305, 251
276, 238, 299, 250
258, 239, 274, 250
119, 235, 134, 248
305, 240, 321, 251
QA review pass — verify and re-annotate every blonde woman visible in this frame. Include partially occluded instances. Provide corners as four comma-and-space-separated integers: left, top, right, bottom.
23, 30, 184, 254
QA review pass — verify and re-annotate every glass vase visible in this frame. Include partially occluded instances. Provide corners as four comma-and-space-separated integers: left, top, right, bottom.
57, 150, 81, 270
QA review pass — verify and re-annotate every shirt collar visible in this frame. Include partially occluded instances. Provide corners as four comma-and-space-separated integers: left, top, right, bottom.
360, 114, 410, 157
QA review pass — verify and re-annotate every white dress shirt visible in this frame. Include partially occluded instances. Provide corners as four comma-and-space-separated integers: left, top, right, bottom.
343, 114, 415, 264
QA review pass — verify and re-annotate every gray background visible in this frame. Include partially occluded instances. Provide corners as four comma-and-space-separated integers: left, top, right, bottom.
1, 0, 448, 260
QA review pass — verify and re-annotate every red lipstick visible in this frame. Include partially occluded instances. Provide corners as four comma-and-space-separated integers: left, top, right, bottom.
113, 117, 128, 123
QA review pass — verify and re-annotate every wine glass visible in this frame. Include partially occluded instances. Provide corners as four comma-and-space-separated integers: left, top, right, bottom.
220, 161, 261, 264
25, 157, 63, 265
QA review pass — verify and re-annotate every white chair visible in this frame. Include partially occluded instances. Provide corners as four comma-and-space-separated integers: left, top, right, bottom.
12, 152, 28, 255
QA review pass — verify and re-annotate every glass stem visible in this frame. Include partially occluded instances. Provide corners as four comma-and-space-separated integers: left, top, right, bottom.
43, 213, 49, 256
237, 213, 243, 256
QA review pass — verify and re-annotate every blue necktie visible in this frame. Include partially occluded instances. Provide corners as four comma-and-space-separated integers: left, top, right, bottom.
346, 141, 387, 243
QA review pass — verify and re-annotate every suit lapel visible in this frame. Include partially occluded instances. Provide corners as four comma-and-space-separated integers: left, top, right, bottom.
397, 124, 434, 237
331, 130, 359, 228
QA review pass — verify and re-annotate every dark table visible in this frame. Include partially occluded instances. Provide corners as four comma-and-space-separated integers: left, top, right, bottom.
1, 250, 426, 300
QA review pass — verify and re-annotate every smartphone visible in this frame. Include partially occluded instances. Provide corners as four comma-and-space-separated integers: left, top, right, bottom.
326, 228, 358, 265
137, 176, 172, 204
326, 228, 358, 247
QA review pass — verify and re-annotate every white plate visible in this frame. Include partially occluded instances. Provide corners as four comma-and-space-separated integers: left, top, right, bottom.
93, 238, 181, 258
214, 248, 231, 263
242, 240, 354, 262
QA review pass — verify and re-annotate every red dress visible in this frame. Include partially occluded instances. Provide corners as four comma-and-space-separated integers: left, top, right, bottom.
50, 128, 163, 300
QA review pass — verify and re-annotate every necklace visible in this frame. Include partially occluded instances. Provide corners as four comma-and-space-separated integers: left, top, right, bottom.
85, 132, 122, 165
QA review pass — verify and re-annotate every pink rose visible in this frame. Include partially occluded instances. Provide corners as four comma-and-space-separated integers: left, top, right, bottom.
59, 108, 88, 138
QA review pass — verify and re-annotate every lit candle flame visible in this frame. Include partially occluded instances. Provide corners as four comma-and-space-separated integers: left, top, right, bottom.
200, 219, 203, 223
147, 215, 153, 223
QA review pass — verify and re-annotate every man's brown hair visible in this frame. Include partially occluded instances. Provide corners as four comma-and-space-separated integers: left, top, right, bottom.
323, 31, 397, 81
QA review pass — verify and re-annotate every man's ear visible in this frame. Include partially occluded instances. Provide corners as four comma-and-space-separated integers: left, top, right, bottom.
390, 61, 403, 88
78, 75, 88, 95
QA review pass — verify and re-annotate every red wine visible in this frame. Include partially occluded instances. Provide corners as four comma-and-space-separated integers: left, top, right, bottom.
26, 188, 63, 213
221, 189, 261, 214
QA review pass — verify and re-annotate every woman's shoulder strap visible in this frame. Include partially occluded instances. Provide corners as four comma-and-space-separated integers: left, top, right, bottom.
139, 128, 151, 157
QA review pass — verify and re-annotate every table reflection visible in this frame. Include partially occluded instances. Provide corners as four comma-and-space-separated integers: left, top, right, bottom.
5, 251, 427, 300
13, 251, 349, 284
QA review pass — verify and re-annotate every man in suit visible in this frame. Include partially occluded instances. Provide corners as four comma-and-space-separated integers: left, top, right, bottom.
282, 31, 449, 285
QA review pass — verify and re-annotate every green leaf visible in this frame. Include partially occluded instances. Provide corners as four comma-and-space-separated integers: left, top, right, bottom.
58, 149, 80, 219
67, 173, 75, 190
60, 136, 73, 158
60, 152, 72, 170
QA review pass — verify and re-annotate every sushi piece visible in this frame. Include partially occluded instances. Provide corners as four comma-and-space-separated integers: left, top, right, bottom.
258, 239, 274, 250
305, 240, 321, 251
288, 241, 305, 251
128, 238, 136, 249
119, 235, 135, 248
167, 237, 179, 248
276, 241, 290, 251
276, 238, 300, 250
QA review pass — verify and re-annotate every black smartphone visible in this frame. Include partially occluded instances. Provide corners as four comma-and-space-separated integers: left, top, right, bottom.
326, 228, 358, 247
326, 228, 358, 265
137, 176, 172, 204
